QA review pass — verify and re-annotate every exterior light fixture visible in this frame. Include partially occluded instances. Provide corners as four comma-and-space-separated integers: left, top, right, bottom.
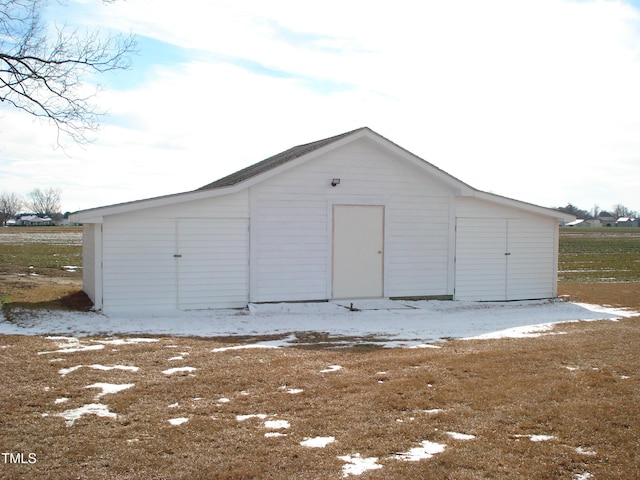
331, 178, 341, 187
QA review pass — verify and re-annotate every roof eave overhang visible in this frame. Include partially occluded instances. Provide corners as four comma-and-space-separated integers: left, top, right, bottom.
69, 128, 574, 224
471, 190, 576, 222
68, 185, 241, 223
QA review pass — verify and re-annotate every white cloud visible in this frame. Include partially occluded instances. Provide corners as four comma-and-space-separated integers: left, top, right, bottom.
2, 0, 640, 212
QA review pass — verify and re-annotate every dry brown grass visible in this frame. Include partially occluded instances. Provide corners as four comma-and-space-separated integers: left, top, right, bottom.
1, 297, 639, 479
2, 228, 640, 478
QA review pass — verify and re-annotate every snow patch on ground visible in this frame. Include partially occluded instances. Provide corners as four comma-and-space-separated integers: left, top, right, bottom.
85, 383, 134, 399
576, 446, 597, 456
169, 417, 189, 426
38, 337, 105, 355
446, 432, 476, 440
281, 387, 303, 394
211, 344, 280, 353
338, 454, 383, 477
162, 367, 196, 375
236, 414, 267, 421
514, 434, 556, 442
95, 338, 159, 345
264, 419, 290, 430
391, 440, 446, 461
320, 365, 343, 373
56, 403, 117, 427
60, 364, 138, 376
300, 436, 335, 448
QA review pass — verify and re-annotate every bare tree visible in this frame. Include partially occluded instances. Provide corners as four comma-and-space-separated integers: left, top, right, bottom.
0, 190, 22, 224
612, 204, 630, 218
27, 186, 60, 215
0, 0, 135, 144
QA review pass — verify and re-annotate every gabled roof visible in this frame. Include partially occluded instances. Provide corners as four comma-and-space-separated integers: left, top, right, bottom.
198, 127, 369, 190
70, 127, 574, 223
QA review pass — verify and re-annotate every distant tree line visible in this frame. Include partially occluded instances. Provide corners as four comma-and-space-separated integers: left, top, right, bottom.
557, 203, 638, 220
0, 188, 63, 225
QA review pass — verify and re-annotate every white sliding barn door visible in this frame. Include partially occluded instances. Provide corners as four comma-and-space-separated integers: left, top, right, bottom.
455, 218, 556, 301
332, 205, 384, 299
176, 218, 248, 309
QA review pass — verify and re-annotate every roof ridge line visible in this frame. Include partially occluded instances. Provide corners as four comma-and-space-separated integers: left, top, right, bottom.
197, 127, 370, 191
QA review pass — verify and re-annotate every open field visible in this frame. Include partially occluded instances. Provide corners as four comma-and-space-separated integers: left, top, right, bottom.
558, 227, 640, 283
0, 227, 88, 312
1, 226, 639, 479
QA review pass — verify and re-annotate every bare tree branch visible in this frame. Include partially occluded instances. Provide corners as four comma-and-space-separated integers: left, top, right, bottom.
0, 0, 136, 144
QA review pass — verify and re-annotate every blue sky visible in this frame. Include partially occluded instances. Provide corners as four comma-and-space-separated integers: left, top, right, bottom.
1, 0, 639, 214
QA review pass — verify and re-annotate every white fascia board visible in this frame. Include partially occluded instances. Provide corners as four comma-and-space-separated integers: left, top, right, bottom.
69, 186, 239, 222
473, 190, 576, 222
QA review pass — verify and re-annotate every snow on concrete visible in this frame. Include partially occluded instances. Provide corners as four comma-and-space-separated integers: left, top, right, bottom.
2, 300, 637, 348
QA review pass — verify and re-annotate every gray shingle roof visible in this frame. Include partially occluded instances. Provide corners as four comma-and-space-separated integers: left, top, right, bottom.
197, 127, 370, 191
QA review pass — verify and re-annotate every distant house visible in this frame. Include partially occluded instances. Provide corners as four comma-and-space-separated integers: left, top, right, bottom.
70, 127, 574, 315
616, 217, 638, 227
597, 212, 616, 227
15, 215, 54, 226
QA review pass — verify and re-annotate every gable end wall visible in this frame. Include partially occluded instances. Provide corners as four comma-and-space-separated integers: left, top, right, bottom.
249, 138, 455, 302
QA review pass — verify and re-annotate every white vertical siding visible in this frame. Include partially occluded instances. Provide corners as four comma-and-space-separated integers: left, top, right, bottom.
100, 191, 248, 314
249, 138, 454, 302
86, 137, 562, 312
455, 198, 559, 301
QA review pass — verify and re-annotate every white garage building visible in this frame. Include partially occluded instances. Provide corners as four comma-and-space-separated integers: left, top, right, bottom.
70, 127, 573, 315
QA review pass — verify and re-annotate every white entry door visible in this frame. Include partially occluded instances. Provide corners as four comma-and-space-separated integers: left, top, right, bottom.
176, 218, 248, 309
332, 205, 384, 299
455, 218, 508, 301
